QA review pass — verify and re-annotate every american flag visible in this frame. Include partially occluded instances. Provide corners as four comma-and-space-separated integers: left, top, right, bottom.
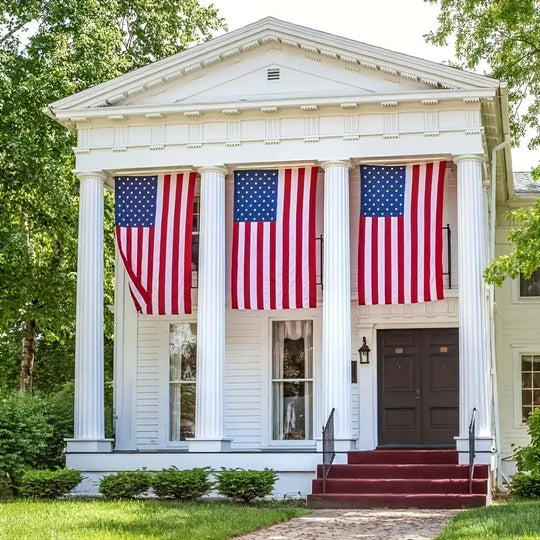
115, 172, 196, 314
231, 167, 318, 310
358, 162, 446, 305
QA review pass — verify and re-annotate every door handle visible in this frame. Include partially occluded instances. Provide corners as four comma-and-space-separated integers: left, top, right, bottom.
415, 388, 421, 400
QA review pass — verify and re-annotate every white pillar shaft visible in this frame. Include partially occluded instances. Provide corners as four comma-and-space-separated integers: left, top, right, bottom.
195, 167, 227, 441
456, 157, 492, 438
74, 175, 105, 440
322, 162, 352, 440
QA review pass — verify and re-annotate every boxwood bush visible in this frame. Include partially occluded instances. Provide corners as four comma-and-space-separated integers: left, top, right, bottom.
509, 472, 540, 499
19, 469, 82, 499
216, 468, 278, 502
152, 467, 213, 500
99, 471, 152, 499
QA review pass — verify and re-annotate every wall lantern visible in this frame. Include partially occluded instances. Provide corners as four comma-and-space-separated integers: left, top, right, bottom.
358, 337, 371, 364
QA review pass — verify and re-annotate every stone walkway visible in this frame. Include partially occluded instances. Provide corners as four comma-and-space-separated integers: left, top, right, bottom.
236, 508, 458, 540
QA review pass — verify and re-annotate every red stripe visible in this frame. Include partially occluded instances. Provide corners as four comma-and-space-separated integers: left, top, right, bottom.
397, 216, 404, 304
136, 228, 143, 281
358, 217, 366, 305
244, 223, 251, 309
308, 167, 318, 307
158, 174, 171, 314
371, 218, 378, 305
231, 222, 239, 309
282, 169, 292, 309
257, 221, 264, 309
183, 173, 196, 313
384, 219, 392, 304
435, 162, 446, 299
295, 168, 305, 308
423, 163, 433, 301
126, 227, 133, 275
171, 174, 182, 314
410, 165, 419, 304
269, 222, 276, 309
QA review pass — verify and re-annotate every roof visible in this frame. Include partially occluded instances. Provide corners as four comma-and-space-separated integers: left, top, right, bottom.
47, 16, 501, 114
513, 171, 540, 195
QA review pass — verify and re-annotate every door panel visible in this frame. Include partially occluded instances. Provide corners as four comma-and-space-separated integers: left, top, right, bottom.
378, 328, 459, 446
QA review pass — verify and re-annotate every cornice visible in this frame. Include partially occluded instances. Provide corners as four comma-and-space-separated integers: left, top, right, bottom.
48, 17, 499, 115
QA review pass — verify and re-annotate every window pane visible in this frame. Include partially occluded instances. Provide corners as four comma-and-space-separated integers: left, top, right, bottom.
523, 373, 533, 389
169, 323, 197, 441
520, 268, 540, 297
272, 381, 312, 440
522, 356, 533, 372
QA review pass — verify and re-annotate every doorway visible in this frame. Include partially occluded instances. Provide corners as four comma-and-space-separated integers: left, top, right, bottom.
377, 328, 459, 446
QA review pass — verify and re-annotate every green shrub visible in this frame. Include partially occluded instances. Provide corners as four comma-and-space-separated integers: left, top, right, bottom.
509, 472, 540, 499
152, 467, 213, 500
99, 471, 152, 499
19, 469, 82, 499
514, 409, 540, 475
0, 392, 54, 490
216, 468, 278, 502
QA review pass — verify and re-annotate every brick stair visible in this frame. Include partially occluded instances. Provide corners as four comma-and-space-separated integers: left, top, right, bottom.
307, 449, 489, 509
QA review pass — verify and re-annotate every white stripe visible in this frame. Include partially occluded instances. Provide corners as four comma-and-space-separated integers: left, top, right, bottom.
288, 168, 298, 307
416, 164, 426, 303
163, 175, 176, 314
301, 168, 311, 307
151, 176, 164, 314
249, 222, 258, 308
275, 172, 284, 309
429, 164, 440, 300
236, 223, 245, 309
364, 218, 372, 305
377, 218, 386, 303
177, 174, 189, 313
403, 165, 413, 304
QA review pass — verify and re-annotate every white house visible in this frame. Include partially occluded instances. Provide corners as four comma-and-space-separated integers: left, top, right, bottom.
46, 17, 530, 506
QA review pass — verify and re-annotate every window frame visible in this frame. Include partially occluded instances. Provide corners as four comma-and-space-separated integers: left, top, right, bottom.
516, 268, 540, 302
512, 345, 540, 427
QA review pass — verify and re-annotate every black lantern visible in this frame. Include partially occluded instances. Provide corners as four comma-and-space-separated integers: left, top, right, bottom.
358, 336, 371, 364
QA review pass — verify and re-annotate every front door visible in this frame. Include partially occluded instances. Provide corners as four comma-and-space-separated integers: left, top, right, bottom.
377, 328, 459, 446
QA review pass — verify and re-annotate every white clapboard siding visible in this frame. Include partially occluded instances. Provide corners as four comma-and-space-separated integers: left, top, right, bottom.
225, 310, 262, 448
136, 318, 162, 449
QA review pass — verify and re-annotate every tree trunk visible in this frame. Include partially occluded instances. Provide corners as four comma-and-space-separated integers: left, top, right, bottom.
19, 319, 36, 392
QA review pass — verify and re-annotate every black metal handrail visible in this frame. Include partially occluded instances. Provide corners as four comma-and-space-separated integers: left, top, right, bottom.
468, 407, 477, 494
442, 224, 452, 289
316, 235, 324, 288
322, 407, 336, 494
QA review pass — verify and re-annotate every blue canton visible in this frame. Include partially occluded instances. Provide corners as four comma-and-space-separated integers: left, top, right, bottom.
234, 170, 278, 222
115, 176, 158, 227
360, 166, 406, 218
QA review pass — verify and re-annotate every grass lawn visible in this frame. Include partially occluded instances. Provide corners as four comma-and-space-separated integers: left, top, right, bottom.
0, 499, 310, 540
436, 501, 540, 539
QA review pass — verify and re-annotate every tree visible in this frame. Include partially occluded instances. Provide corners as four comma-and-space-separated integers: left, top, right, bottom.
0, 1, 226, 391
427, 0, 540, 284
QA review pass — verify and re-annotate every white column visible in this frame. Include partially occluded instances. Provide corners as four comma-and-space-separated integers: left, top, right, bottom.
190, 166, 231, 452
67, 172, 112, 453
321, 161, 354, 450
454, 155, 494, 464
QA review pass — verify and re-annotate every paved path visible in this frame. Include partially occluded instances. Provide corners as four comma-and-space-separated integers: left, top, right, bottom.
236, 508, 458, 540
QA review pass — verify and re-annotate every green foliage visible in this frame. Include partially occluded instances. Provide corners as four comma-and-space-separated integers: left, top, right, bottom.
216, 468, 278, 503
427, 0, 540, 161
0, 0, 226, 391
98, 471, 153, 499
484, 199, 540, 286
509, 472, 540, 499
152, 467, 213, 500
0, 392, 54, 489
19, 469, 82, 499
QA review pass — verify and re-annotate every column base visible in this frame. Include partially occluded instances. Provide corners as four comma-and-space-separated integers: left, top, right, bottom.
66, 439, 114, 453
455, 436, 496, 467
187, 439, 232, 452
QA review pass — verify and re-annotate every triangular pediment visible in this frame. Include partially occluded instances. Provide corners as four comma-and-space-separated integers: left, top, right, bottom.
49, 17, 499, 115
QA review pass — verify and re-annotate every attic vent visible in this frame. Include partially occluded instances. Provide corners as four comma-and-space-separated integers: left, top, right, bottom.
267, 68, 280, 81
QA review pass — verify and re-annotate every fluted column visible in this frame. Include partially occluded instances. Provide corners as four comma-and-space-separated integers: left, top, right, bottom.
68, 172, 112, 453
321, 161, 353, 446
190, 166, 230, 452
455, 155, 494, 463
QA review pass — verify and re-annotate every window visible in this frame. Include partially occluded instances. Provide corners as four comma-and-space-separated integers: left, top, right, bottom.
520, 268, 540, 297
169, 323, 197, 440
271, 320, 313, 440
521, 354, 540, 422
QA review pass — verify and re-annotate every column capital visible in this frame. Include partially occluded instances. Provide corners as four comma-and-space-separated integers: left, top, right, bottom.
320, 160, 353, 170
197, 165, 229, 176
453, 154, 484, 165
75, 171, 107, 182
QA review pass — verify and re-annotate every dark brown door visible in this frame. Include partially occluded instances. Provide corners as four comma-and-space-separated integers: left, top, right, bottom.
377, 328, 459, 446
